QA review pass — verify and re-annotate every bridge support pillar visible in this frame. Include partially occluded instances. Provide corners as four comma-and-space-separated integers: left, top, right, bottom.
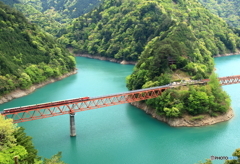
70, 113, 76, 137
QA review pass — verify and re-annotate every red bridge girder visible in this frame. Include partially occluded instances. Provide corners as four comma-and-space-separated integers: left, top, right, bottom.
2, 75, 240, 123
218, 75, 240, 85
1, 85, 170, 123
201, 75, 240, 86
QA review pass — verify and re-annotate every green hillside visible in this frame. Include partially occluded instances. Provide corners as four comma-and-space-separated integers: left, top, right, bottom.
0, 0, 102, 36
199, 0, 240, 28
62, 0, 240, 118
0, 1, 76, 96
63, 0, 240, 61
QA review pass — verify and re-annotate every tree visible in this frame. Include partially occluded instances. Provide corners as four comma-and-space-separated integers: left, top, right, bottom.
19, 73, 32, 89
208, 73, 221, 94
0, 114, 66, 163
163, 107, 181, 117
14, 127, 41, 163
225, 148, 240, 164
0, 115, 27, 164
208, 73, 231, 113
199, 159, 212, 164
186, 91, 209, 115
197, 159, 212, 164
43, 152, 66, 164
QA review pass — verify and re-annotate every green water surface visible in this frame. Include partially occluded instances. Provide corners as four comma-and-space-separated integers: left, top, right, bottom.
1, 56, 240, 164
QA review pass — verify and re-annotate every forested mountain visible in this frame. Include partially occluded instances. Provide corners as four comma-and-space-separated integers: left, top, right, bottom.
61, 0, 240, 118
199, 0, 240, 28
0, 0, 20, 6
0, 2, 76, 96
63, 0, 240, 62
0, 0, 102, 36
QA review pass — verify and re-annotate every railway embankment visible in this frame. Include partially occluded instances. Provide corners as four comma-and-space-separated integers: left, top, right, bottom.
0, 70, 77, 105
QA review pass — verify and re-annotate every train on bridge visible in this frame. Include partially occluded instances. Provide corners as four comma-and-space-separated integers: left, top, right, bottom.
1, 97, 90, 114
0, 81, 204, 115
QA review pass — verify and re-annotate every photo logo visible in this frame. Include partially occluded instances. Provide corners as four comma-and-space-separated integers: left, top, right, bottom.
210, 155, 238, 160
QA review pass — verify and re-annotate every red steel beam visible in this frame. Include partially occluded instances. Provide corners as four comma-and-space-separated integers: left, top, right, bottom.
2, 75, 240, 123
200, 75, 240, 86
218, 75, 240, 85
1, 85, 170, 123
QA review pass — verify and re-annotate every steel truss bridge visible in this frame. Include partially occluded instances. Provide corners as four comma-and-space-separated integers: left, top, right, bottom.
1, 75, 240, 136
1, 74, 240, 123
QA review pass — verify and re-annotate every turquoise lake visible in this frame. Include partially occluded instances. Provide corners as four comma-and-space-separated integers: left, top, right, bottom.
1, 56, 240, 164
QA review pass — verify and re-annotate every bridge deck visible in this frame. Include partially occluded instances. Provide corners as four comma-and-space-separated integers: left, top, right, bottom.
1, 75, 240, 123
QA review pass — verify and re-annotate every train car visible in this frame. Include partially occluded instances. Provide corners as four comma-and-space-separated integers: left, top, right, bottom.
65, 98, 79, 104
22, 105, 38, 111
35, 104, 46, 108
67, 97, 90, 103
46, 97, 91, 106
4, 103, 48, 112
36, 101, 60, 108
80, 97, 90, 100
56, 97, 90, 104
50, 100, 65, 106
4, 107, 19, 113
2, 97, 90, 114
4, 106, 28, 113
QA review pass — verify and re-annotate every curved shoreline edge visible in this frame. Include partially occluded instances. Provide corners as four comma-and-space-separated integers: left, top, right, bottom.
75, 53, 237, 126
130, 101, 234, 127
1, 52, 237, 126
0, 70, 77, 105
75, 54, 137, 65
75, 51, 240, 63
213, 50, 240, 58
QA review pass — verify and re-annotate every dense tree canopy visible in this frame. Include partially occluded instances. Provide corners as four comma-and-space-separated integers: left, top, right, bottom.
43, 152, 66, 164
199, 0, 240, 28
0, 115, 27, 164
13, 127, 41, 163
0, 115, 65, 163
145, 73, 231, 117
0, 2, 76, 96
62, 0, 240, 62
0, 0, 102, 36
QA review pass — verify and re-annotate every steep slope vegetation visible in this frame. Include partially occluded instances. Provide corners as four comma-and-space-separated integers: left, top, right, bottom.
0, 0, 20, 6
62, 0, 240, 119
0, 2, 76, 96
199, 0, 240, 28
0, 115, 66, 163
63, 0, 240, 62
0, 0, 102, 36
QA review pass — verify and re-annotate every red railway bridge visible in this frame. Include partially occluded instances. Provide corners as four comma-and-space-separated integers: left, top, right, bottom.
1, 75, 240, 136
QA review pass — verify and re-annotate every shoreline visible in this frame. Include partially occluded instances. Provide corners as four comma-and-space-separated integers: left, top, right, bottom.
0, 70, 77, 105
74, 51, 240, 64
75, 53, 236, 127
213, 50, 240, 58
130, 101, 234, 127
75, 54, 137, 65
1, 51, 237, 126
